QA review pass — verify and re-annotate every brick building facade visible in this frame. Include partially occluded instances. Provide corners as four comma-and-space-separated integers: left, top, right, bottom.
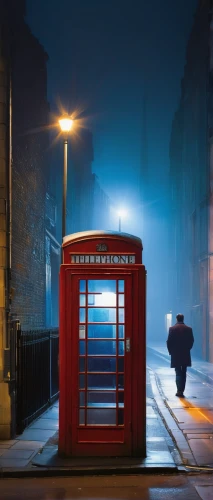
0, 0, 53, 437
11, 17, 50, 328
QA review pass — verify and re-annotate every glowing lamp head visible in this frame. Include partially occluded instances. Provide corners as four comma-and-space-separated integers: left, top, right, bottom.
59, 116, 73, 132
117, 209, 127, 218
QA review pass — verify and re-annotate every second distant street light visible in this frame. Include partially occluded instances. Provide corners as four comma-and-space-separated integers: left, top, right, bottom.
117, 209, 127, 232
58, 116, 73, 251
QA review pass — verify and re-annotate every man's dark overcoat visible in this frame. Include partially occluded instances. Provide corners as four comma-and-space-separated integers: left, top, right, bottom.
167, 322, 194, 368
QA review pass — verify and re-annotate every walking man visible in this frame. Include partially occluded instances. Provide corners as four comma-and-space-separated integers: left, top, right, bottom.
166, 313, 194, 397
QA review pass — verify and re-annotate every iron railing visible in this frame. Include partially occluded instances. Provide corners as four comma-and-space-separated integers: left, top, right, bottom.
16, 327, 59, 434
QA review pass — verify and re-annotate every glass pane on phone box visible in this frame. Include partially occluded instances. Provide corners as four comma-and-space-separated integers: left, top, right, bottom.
118, 374, 124, 389
118, 294, 124, 306
79, 325, 85, 339
118, 308, 124, 323
79, 340, 85, 355
79, 280, 86, 292
88, 294, 95, 305
79, 308, 86, 323
87, 357, 116, 372
88, 340, 116, 355
88, 280, 116, 293
88, 293, 116, 307
79, 392, 85, 406
87, 391, 116, 407
118, 391, 124, 407
118, 409, 124, 425
80, 294, 86, 306
79, 409, 85, 425
118, 357, 124, 372
88, 308, 116, 323
79, 357, 85, 372
88, 324, 116, 339
118, 341, 124, 355
87, 373, 116, 390
119, 325, 125, 338
87, 409, 116, 425
118, 280, 124, 292
79, 374, 85, 389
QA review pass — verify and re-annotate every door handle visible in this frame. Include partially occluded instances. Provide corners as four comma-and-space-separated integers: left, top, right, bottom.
126, 338, 130, 352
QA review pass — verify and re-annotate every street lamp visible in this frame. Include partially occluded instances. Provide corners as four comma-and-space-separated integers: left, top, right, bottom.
58, 115, 73, 251
117, 209, 127, 232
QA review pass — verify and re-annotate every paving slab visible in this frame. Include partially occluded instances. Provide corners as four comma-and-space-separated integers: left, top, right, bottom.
0, 458, 31, 467
170, 408, 213, 425
11, 441, 46, 450
0, 444, 13, 449
188, 439, 213, 466
29, 418, 59, 430
17, 429, 55, 441
43, 410, 59, 420
179, 423, 213, 430
0, 449, 35, 459
195, 485, 213, 500
186, 434, 213, 439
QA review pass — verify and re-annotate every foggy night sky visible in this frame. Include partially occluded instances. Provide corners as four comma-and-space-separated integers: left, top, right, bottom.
26, 0, 198, 222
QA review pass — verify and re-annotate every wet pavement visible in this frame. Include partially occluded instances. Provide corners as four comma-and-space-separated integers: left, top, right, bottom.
147, 344, 213, 470
1, 474, 213, 500
0, 343, 212, 483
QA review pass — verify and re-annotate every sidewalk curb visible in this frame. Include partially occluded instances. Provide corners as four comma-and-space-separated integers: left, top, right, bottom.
0, 463, 181, 479
148, 370, 197, 467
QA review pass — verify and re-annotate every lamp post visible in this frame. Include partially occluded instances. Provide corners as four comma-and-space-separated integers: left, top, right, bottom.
119, 214, 122, 232
58, 116, 73, 257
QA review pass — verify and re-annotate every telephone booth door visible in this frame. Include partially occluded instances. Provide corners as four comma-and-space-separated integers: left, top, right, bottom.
69, 272, 132, 456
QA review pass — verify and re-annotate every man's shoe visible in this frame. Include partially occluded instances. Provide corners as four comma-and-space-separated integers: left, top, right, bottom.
176, 391, 184, 397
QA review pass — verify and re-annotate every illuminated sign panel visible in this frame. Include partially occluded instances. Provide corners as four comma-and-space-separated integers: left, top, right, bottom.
71, 254, 136, 264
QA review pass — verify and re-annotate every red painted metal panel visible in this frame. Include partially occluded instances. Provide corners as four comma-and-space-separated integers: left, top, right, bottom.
59, 232, 146, 458
77, 428, 125, 442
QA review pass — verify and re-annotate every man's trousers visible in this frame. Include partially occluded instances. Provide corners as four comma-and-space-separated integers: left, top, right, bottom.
175, 365, 187, 393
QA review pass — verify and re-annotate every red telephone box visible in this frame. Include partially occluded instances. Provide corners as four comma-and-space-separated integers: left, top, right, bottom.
59, 230, 146, 457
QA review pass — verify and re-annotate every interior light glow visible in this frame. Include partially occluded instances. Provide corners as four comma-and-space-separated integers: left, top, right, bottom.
95, 292, 116, 306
